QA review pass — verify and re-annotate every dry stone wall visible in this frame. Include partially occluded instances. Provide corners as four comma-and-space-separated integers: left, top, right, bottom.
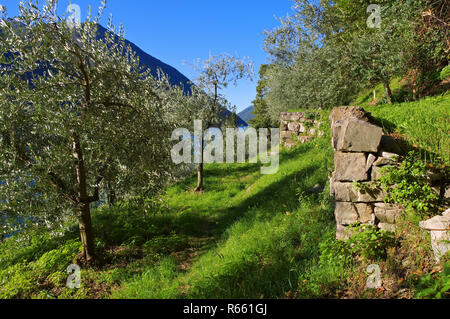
280, 112, 323, 148
329, 106, 405, 239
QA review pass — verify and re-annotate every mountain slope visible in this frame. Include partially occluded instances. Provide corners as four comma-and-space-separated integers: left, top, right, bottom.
238, 106, 254, 123
96, 24, 247, 127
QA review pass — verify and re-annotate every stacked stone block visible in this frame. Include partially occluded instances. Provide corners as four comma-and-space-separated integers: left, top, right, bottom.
280, 112, 323, 148
329, 106, 405, 240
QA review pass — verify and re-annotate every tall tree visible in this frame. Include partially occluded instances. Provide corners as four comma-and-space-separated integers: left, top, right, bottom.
0, 0, 176, 264
187, 53, 253, 192
249, 64, 277, 130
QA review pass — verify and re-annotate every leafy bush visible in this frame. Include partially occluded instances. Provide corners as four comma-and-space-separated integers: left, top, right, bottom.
347, 224, 396, 261
0, 264, 35, 299
377, 151, 441, 214
32, 239, 82, 277
415, 262, 450, 299
440, 65, 450, 80
318, 234, 352, 268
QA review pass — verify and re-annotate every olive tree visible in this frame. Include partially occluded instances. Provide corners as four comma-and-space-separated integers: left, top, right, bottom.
187, 53, 253, 192
0, 1, 176, 264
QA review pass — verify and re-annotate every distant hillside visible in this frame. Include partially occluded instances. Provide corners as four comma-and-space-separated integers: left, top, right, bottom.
238, 106, 254, 124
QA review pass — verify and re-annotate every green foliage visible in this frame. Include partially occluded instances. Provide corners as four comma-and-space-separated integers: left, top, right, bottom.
248, 65, 277, 129
261, 0, 447, 118
143, 232, 189, 255
319, 224, 396, 266
0, 263, 35, 299
112, 257, 179, 299
369, 94, 450, 165
32, 239, 81, 277
318, 234, 352, 268
440, 65, 450, 81
92, 204, 172, 247
0, 0, 182, 246
415, 262, 450, 299
113, 132, 336, 299
347, 224, 396, 261
376, 151, 441, 213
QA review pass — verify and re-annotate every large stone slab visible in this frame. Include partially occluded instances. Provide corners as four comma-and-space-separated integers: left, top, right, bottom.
378, 222, 396, 232
281, 131, 294, 140
374, 203, 404, 224
334, 152, 368, 182
329, 106, 373, 126
333, 119, 383, 152
335, 202, 375, 225
334, 181, 386, 202
288, 122, 303, 133
420, 211, 450, 262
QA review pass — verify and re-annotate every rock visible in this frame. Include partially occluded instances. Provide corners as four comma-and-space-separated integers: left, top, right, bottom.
373, 156, 393, 166
287, 122, 300, 132
420, 213, 450, 262
284, 140, 297, 148
374, 203, 404, 224
419, 214, 450, 231
333, 181, 385, 202
371, 165, 388, 181
281, 121, 288, 131
335, 202, 374, 225
378, 223, 396, 232
366, 154, 377, 171
443, 208, 450, 218
298, 136, 313, 143
380, 135, 403, 154
331, 120, 345, 149
381, 152, 399, 160
329, 106, 374, 126
334, 152, 368, 182
298, 123, 307, 133
334, 119, 383, 153
281, 131, 293, 140
329, 176, 335, 197
336, 224, 353, 240
445, 186, 450, 200
309, 128, 316, 135
286, 113, 303, 121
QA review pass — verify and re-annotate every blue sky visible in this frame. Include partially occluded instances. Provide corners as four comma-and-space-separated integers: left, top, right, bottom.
1, 0, 294, 113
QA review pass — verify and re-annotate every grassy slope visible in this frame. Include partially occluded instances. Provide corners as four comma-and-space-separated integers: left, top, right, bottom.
1, 94, 448, 299
367, 93, 450, 164
113, 121, 335, 298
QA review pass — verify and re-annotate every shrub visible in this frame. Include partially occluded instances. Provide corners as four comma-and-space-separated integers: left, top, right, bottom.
32, 239, 82, 277
440, 65, 450, 80
0, 264, 35, 299
377, 151, 441, 214
318, 234, 352, 268
415, 262, 450, 299
347, 224, 396, 261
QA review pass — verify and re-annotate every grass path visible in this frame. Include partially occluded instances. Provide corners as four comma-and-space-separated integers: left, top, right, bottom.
112, 131, 335, 299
